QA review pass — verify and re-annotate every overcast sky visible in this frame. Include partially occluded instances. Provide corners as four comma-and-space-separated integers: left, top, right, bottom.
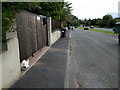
65, 0, 120, 19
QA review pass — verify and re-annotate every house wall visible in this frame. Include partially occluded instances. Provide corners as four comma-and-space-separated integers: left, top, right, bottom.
2, 31, 21, 88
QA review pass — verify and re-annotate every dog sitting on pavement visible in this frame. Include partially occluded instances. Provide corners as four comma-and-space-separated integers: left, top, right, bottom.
20, 59, 29, 71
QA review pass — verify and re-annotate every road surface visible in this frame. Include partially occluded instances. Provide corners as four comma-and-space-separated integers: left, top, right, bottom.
86, 27, 113, 31
93, 27, 113, 31
68, 28, 119, 88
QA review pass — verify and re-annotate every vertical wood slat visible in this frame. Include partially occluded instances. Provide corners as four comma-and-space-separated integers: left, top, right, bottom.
30, 14, 38, 54
44, 24, 47, 46
25, 12, 32, 58
17, 12, 29, 61
36, 16, 42, 50
40, 17, 44, 48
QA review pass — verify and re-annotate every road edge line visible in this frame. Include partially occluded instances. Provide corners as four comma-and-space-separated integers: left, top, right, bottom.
64, 30, 71, 88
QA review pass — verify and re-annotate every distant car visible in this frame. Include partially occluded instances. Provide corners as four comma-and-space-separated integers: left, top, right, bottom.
84, 27, 89, 30
70, 26, 74, 30
113, 27, 115, 32
90, 26, 94, 28
72, 26, 74, 29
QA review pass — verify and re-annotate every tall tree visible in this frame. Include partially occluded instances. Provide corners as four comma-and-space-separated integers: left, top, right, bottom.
61, 2, 73, 26
2, 2, 65, 43
2, 2, 64, 33
100, 15, 115, 27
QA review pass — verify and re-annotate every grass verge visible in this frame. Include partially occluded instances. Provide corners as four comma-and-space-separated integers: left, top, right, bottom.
77, 26, 118, 35
93, 25, 112, 29
69, 46, 72, 55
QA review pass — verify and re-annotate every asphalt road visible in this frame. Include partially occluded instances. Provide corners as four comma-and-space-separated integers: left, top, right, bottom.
68, 28, 119, 88
86, 27, 113, 31
93, 27, 113, 31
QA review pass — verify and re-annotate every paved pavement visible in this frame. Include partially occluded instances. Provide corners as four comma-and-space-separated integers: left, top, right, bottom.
10, 31, 70, 88
69, 28, 119, 88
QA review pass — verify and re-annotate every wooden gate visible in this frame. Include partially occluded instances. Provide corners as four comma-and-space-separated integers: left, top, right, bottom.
17, 11, 48, 62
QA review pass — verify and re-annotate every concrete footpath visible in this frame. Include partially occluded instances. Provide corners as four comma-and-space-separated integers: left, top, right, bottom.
10, 31, 70, 88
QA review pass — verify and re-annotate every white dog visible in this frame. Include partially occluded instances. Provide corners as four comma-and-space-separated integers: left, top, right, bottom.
20, 59, 29, 71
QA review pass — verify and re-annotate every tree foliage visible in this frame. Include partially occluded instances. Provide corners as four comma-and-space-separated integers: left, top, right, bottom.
100, 15, 116, 27
2, 2, 64, 34
79, 15, 117, 28
61, 2, 73, 26
60, 2, 80, 27
70, 15, 80, 26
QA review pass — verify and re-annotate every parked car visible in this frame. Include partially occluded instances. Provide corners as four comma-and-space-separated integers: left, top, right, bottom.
84, 27, 89, 30
113, 27, 115, 32
90, 26, 94, 28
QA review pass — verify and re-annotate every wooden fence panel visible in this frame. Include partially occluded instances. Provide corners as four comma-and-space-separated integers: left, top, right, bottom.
52, 20, 61, 30
29, 14, 38, 54
42, 24, 46, 46
36, 16, 42, 50
43, 24, 47, 46
17, 11, 48, 62
17, 12, 31, 61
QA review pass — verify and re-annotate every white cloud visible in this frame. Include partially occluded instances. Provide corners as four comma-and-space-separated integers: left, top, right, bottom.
65, 0, 120, 19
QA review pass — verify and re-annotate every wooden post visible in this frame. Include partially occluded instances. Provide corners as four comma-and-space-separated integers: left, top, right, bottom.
118, 34, 120, 44
47, 17, 52, 46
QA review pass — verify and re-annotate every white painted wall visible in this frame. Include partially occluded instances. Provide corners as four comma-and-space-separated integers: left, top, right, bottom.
47, 17, 61, 46
1, 31, 21, 88
51, 30, 61, 45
